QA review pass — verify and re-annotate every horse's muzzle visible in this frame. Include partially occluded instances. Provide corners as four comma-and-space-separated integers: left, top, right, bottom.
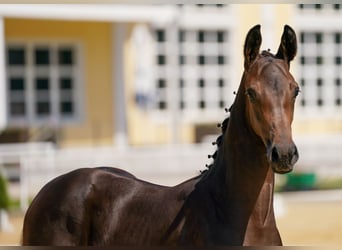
267, 142, 299, 174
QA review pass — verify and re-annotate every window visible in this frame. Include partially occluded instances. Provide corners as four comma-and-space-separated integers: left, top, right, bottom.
299, 31, 342, 109
296, 4, 342, 117
6, 43, 81, 125
153, 28, 231, 118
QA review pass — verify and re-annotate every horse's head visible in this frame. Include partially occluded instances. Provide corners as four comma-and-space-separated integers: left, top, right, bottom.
241, 24, 299, 174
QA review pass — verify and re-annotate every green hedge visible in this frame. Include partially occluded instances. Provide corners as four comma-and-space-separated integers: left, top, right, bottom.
0, 175, 10, 209
283, 172, 317, 191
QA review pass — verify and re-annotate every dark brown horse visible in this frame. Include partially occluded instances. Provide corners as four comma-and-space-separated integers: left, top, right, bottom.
22, 24, 299, 246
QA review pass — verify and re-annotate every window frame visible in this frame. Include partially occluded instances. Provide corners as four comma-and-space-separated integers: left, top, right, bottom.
294, 4, 342, 120
6, 39, 84, 127
148, 5, 237, 124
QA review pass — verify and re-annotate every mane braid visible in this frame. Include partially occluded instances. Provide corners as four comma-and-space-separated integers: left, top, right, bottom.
200, 105, 232, 176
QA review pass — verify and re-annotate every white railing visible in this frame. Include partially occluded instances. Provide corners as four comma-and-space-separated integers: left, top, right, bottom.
0, 134, 341, 211
1, 142, 213, 211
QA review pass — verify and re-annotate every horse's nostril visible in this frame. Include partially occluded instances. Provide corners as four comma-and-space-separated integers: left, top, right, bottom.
271, 147, 279, 163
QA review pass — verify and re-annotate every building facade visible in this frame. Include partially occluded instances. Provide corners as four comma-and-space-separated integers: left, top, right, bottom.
0, 4, 341, 148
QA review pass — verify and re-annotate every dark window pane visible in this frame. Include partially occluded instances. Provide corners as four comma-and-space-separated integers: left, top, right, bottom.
336, 99, 341, 105
198, 78, 205, 88
61, 102, 73, 114
8, 48, 25, 65
180, 101, 185, 109
157, 55, 166, 65
198, 30, 204, 43
179, 79, 184, 88
59, 48, 73, 65
158, 79, 166, 88
301, 78, 305, 87
301, 99, 306, 106
218, 78, 225, 87
316, 56, 323, 65
316, 33, 323, 43
317, 99, 323, 106
60, 78, 73, 90
218, 55, 225, 65
198, 55, 205, 65
10, 78, 25, 90
317, 78, 323, 86
336, 78, 341, 86
35, 49, 50, 65
219, 100, 225, 108
335, 56, 341, 65
334, 4, 341, 10
36, 78, 49, 90
217, 31, 225, 43
158, 101, 167, 110
156, 30, 165, 42
199, 100, 205, 109
335, 33, 341, 44
36, 102, 50, 115
179, 55, 185, 64
300, 56, 305, 65
10, 102, 26, 116
179, 30, 185, 43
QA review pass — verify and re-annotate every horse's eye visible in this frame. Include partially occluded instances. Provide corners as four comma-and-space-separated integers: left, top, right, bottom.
294, 87, 300, 98
246, 88, 257, 102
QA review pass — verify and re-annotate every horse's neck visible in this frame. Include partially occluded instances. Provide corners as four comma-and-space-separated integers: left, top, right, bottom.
223, 99, 273, 198
206, 99, 278, 244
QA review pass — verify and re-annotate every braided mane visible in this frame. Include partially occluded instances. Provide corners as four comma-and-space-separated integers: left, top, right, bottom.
200, 105, 232, 175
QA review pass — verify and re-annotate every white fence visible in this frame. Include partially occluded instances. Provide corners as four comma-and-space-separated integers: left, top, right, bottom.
0, 133, 342, 211
0, 142, 212, 211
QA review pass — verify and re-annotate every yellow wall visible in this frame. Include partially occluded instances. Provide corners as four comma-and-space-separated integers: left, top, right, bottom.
5, 18, 114, 147
5, 19, 192, 147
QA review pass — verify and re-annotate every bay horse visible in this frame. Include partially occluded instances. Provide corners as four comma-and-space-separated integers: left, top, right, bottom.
22, 24, 299, 246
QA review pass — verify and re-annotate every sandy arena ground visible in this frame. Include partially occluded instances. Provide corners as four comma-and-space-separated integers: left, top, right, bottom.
0, 193, 341, 246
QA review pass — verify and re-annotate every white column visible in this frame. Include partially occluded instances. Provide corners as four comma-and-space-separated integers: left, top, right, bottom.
166, 19, 180, 144
113, 23, 128, 149
0, 17, 7, 131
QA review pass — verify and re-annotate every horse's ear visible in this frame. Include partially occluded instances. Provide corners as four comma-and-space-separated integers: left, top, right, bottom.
276, 25, 297, 66
244, 24, 262, 70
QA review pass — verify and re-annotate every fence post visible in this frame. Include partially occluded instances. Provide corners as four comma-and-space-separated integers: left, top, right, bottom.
20, 155, 29, 211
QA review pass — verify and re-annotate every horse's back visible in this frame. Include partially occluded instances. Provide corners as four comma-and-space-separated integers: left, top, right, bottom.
22, 167, 137, 245
22, 167, 193, 246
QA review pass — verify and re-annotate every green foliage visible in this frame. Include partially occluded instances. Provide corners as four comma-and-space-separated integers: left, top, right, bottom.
283, 172, 317, 191
0, 175, 10, 209
276, 172, 342, 192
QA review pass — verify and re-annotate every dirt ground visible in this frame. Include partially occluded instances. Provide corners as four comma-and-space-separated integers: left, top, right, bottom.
277, 201, 342, 246
0, 199, 341, 246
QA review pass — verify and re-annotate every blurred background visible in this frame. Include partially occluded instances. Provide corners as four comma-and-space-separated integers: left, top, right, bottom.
0, 3, 341, 246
